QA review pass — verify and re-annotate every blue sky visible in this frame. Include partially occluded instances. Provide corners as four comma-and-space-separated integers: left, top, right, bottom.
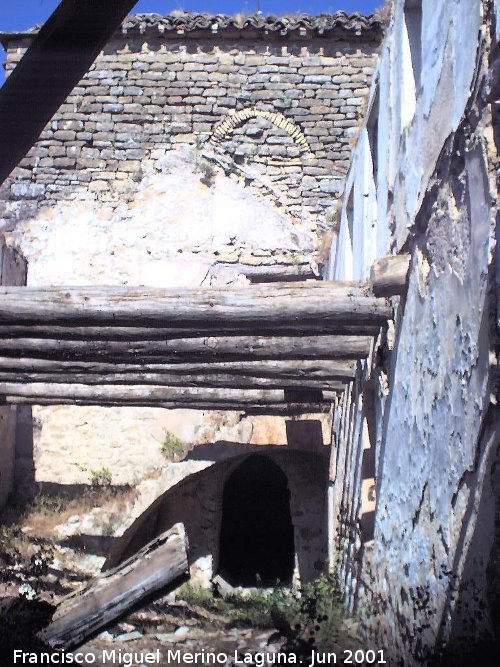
0, 1, 380, 84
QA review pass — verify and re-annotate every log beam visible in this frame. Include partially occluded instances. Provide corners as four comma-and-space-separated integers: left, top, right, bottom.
0, 356, 356, 380
0, 383, 330, 405
370, 254, 411, 297
0, 283, 391, 332
0, 372, 347, 391
0, 335, 371, 363
5, 397, 333, 415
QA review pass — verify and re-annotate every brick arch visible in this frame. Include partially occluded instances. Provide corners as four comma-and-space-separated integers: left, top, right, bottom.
209, 108, 310, 153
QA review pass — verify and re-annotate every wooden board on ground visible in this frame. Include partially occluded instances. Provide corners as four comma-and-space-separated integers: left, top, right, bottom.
37, 523, 189, 651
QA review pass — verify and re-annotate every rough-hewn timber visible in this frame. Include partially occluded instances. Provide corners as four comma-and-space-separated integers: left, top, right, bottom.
6, 397, 333, 415
370, 254, 411, 297
0, 383, 331, 405
0, 372, 348, 390
0, 335, 371, 363
0, 356, 355, 379
0, 284, 391, 332
38, 523, 188, 651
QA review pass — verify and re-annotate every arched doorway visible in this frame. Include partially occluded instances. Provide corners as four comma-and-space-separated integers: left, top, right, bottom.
218, 454, 295, 586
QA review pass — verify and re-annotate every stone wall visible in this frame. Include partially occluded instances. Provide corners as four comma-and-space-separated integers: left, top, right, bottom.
0, 16, 380, 247
327, 0, 499, 663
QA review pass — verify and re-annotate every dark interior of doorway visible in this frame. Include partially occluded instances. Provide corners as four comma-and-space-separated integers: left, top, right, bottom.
218, 454, 295, 587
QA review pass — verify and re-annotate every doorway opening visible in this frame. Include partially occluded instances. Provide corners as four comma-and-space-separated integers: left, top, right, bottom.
218, 455, 295, 587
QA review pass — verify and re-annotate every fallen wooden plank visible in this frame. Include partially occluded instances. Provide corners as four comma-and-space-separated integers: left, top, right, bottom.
38, 522, 188, 651
370, 254, 411, 297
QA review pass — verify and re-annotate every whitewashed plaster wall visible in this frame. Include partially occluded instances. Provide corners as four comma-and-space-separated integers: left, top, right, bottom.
327, 1, 499, 663
328, 0, 484, 281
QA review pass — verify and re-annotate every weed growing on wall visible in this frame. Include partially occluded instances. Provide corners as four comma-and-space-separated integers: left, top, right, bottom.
161, 431, 190, 461
89, 466, 112, 487
75, 464, 112, 486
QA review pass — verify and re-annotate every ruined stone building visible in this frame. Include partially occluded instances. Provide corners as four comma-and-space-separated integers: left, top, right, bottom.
0, 0, 498, 663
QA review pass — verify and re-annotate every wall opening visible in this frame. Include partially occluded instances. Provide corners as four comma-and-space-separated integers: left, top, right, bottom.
347, 187, 355, 251
218, 454, 295, 587
367, 88, 380, 188
404, 0, 423, 93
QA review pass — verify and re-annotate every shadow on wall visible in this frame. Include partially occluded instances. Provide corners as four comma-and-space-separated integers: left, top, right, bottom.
434, 408, 500, 662
187, 420, 327, 463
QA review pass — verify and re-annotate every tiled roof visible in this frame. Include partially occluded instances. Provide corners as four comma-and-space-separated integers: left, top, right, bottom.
121, 12, 383, 38
0, 12, 384, 45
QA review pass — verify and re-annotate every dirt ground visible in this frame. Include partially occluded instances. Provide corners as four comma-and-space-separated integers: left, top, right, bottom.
0, 491, 365, 667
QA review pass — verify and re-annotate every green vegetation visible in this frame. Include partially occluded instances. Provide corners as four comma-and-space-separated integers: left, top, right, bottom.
161, 431, 190, 461
0, 523, 23, 551
102, 520, 116, 537
177, 581, 300, 628
30, 492, 71, 515
298, 573, 346, 652
75, 463, 113, 486
198, 159, 217, 186
89, 466, 112, 487
176, 573, 346, 651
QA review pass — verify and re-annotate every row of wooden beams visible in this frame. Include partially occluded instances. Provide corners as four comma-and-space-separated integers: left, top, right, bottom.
0, 384, 339, 414
0, 358, 352, 391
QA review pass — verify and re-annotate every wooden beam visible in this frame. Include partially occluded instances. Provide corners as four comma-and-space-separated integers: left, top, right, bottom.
0, 326, 375, 347
0, 335, 371, 363
38, 523, 188, 651
0, 383, 331, 405
0, 239, 27, 287
0, 283, 391, 332
5, 397, 332, 415
0, 0, 139, 185
0, 356, 356, 379
0, 371, 347, 390
370, 254, 411, 297
0, 372, 347, 391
